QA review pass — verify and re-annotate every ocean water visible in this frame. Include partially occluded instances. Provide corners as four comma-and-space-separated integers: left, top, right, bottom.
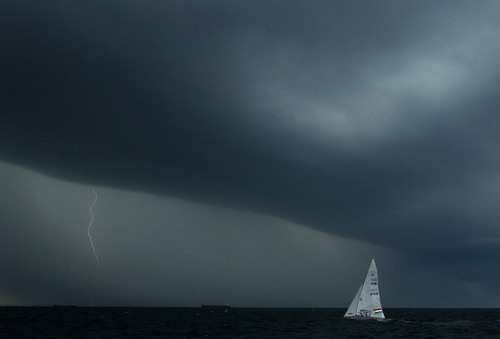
0, 307, 499, 338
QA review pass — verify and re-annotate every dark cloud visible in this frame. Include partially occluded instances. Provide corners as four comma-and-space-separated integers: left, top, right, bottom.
1, 1, 499, 306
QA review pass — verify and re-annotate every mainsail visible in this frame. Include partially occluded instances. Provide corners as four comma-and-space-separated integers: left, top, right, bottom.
343, 259, 385, 320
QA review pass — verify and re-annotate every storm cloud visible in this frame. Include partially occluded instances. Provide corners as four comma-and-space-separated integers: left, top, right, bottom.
1, 1, 499, 307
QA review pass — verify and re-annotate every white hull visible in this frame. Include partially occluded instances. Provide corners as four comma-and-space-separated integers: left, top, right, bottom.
344, 316, 377, 320
344, 316, 391, 322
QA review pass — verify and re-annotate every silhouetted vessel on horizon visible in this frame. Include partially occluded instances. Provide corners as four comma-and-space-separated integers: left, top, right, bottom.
53, 304, 78, 308
201, 304, 231, 312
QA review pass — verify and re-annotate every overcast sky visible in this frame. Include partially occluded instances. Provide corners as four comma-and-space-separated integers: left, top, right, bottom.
1, 1, 499, 307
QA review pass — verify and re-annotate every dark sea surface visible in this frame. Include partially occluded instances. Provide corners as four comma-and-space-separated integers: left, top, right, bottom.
1, 307, 499, 338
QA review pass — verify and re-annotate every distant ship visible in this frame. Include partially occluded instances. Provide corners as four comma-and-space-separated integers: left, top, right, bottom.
344, 259, 390, 321
201, 304, 231, 312
53, 304, 78, 308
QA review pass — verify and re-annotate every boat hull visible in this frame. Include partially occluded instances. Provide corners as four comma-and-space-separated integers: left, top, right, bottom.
344, 316, 391, 322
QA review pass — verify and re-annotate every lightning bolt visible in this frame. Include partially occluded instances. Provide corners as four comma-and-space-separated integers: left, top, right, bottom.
87, 187, 99, 265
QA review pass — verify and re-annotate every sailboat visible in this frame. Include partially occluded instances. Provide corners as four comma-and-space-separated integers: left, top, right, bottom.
344, 259, 387, 321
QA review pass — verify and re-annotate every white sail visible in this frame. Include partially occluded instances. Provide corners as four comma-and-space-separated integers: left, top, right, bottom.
344, 284, 362, 317
344, 259, 385, 320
